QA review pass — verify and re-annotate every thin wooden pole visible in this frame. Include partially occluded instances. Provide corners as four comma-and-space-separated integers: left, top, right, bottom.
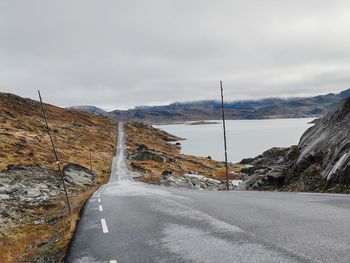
220, 81, 229, 190
89, 150, 93, 173
38, 90, 71, 213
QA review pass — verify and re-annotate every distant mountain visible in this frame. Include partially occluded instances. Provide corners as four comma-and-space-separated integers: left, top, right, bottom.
67, 105, 107, 115
69, 88, 350, 123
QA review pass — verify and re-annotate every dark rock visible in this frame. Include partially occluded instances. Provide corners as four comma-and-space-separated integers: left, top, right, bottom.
6, 165, 28, 172
1, 210, 10, 218
129, 150, 165, 163
130, 162, 151, 173
240, 158, 254, 164
239, 166, 286, 191
296, 98, 350, 186
294, 153, 317, 173
137, 144, 148, 151
161, 170, 173, 179
47, 215, 64, 224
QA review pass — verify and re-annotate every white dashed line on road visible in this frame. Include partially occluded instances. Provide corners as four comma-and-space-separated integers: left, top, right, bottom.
101, 219, 109, 233
99, 205, 103, 211
110, 260, 117, 263
98, 199, 101, 202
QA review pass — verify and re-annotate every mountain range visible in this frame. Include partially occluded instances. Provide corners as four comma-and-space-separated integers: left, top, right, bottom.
68, 88, 350, 123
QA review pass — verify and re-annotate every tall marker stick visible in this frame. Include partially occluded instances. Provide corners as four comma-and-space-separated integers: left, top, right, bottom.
220, 81, 229, 191
38, 90, 71, 213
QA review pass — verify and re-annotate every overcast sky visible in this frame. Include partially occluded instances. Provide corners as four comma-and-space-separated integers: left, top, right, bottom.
1, 0, 350, 110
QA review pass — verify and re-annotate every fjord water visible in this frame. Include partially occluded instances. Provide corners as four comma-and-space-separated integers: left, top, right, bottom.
154, 118, 314, 163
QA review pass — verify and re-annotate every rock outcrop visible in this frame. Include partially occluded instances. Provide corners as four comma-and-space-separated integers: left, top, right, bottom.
125, 123, 243, 185
0, 164, 96, 262
240, 97, 350, 193
161, 172, 242, 190
0, 165, 64, 208
296, 98, 350, 186
238, 147, 299, 191
129, 145, 166, 163
0, 164, 94, 216
63, 163, 95, 187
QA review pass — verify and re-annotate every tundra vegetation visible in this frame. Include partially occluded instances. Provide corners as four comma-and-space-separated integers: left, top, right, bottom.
0, 93, 117, 262
125, 122, 243, 189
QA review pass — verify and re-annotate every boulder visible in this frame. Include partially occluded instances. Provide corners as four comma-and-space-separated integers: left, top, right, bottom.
129, 150, 165, 163
161, 173, 242, 190
62, 163, 94, 187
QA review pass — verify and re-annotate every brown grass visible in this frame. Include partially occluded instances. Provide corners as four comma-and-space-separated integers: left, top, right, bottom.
0, 92, 117, 262
0, 188, 97, 263
125, 122, 242, 183
0, 92, 117, 183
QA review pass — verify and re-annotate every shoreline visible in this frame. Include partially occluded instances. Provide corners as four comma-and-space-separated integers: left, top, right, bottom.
152, 116, 319, 125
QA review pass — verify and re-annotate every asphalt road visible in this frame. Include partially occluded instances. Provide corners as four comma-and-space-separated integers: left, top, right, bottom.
66, 124, 350, 263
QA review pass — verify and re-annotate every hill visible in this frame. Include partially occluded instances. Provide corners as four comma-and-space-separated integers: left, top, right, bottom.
124, 122, 243, 188
66, 105, 107, 116
70, 88, 350, 123
0, 93, 117, 262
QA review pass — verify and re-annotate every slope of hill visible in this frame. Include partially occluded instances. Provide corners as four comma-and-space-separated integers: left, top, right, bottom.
69, 88, 350, 123
239, 96, 350, 193
125, 122, 243, 188
0, 93, 117, 262
67, 105, 107, 116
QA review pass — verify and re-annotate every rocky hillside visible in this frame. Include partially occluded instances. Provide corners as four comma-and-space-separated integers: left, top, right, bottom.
71, 88, 350, 123
67, 105, 107, 116
125, 122, 243, 190
239, 97, 350, 193
0, 93, 117, 262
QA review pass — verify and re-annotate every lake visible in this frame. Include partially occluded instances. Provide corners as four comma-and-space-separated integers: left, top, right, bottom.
154, 118, 314, 163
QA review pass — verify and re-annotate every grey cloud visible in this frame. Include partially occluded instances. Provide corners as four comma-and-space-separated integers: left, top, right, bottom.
1, 0, 350, 109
